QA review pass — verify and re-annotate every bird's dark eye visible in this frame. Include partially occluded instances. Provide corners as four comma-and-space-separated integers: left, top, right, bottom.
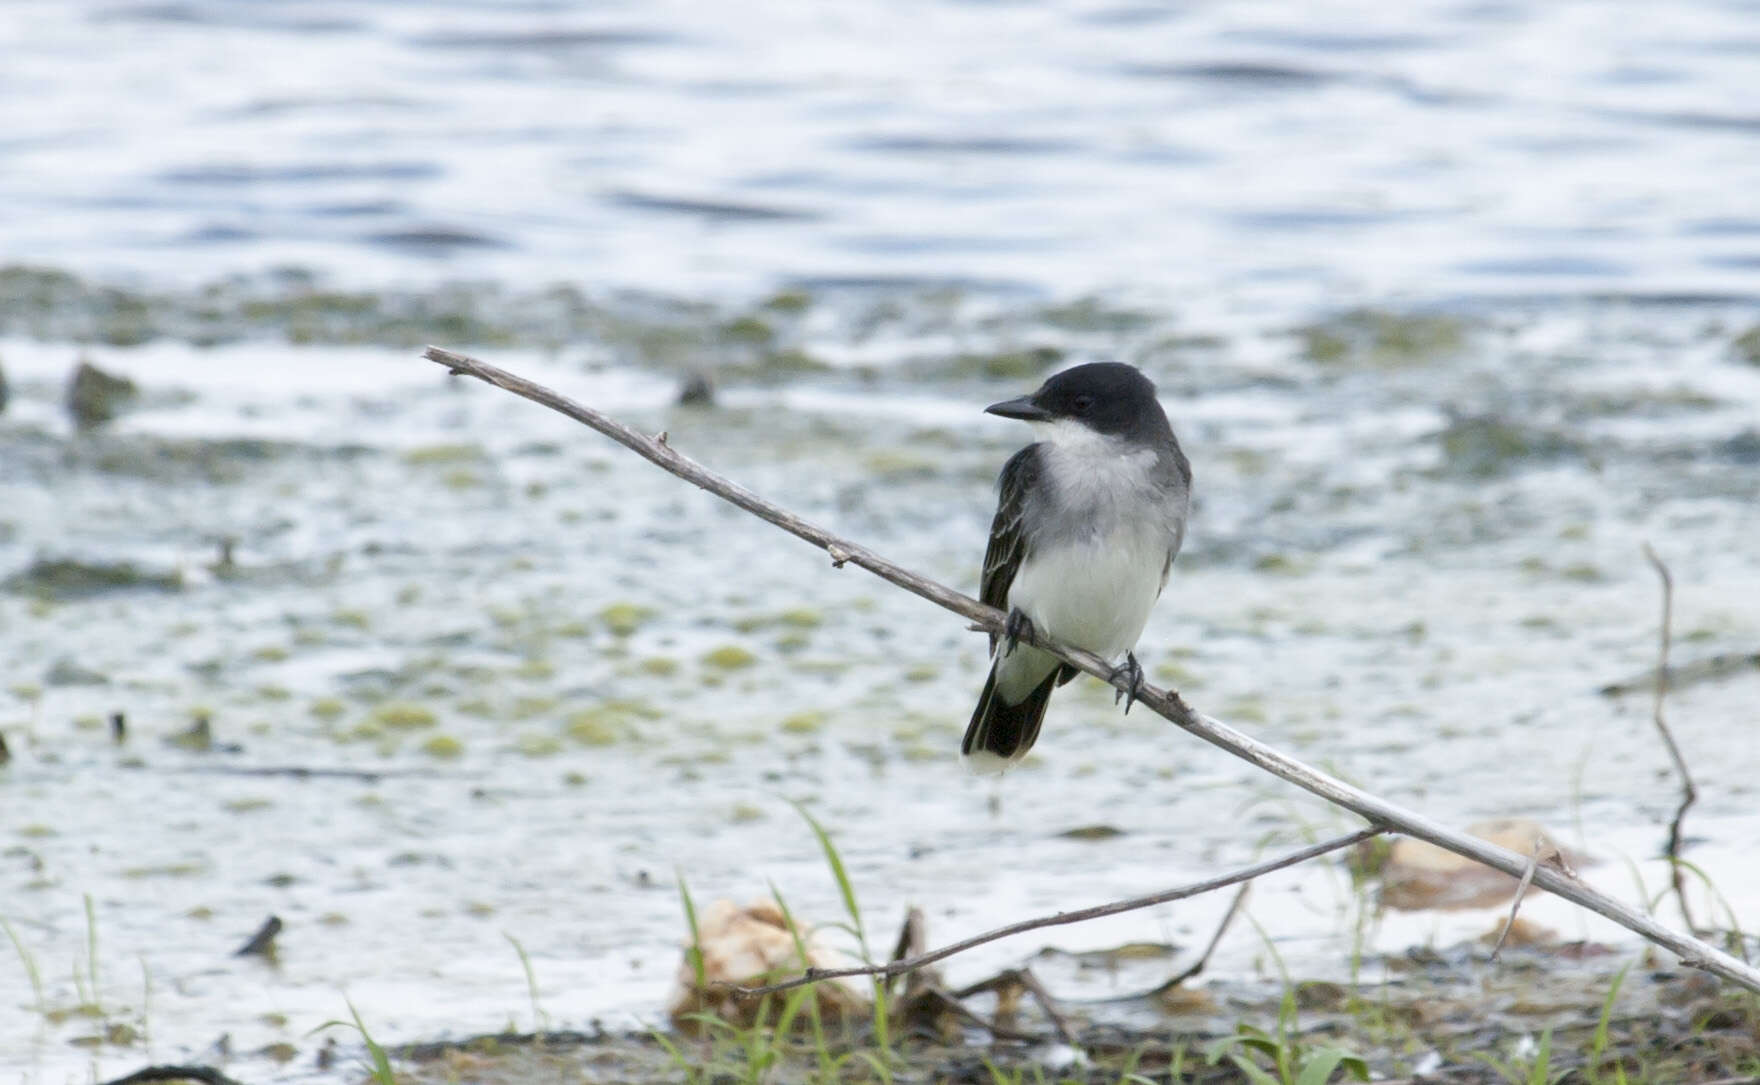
1072, 394, 1094, 413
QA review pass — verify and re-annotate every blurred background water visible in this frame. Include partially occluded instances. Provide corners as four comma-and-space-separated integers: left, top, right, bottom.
3, 1, 1760, 1082
5, 0, 1760, 306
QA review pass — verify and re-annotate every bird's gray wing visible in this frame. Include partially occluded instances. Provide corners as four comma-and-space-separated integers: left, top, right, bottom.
981, 446, 1040, 653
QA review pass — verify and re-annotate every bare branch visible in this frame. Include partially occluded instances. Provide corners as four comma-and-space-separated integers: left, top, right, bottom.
726, 827, 1382, 998
1643, 543, 1700, 935
420, 346, 1760, 995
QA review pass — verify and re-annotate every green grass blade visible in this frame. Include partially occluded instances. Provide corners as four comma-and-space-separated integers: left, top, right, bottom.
348, 998, 397, 1085
1297, 1048, 1369, 1085
788, 801, 865, 951
677, 870, 707, 990
1, 916, 46, 1015
502, 931, 547, 1033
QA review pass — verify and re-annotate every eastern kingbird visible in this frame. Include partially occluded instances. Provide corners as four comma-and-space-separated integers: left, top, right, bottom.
962, 362, 1192, 774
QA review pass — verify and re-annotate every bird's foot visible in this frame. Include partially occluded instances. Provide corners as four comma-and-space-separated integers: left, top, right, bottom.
1111, 652, 1144, 714
1003, 608, 1037, 657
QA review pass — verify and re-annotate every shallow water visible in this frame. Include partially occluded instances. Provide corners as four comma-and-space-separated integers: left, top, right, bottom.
4, 1, 1760, 1082
6, 0, 1760, 307
3, 298, 1759, 1081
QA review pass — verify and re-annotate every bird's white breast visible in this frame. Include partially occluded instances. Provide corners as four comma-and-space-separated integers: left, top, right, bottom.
1007, 518, 1167, 661
998, 419, 1177, 683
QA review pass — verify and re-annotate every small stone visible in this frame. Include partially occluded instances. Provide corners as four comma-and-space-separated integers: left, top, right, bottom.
677, 372, 715, 406
46, 658, 109, 687
66, 360, 139, 429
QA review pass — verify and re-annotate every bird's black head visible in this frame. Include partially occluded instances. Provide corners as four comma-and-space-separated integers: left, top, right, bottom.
985, 362, 1168, 441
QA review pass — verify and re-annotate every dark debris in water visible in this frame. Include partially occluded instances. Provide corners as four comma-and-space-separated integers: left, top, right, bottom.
6, 557, 182, 600
67, 359, 140, 428
1734, 324, 1760, 366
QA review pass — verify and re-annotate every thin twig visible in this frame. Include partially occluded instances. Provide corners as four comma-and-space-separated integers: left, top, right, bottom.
1079, 881, 1253, 1005
1489, 841, 1544, 962
419, 346, 1760, 995
949, 967, 1075, 1046
727, 829, 1380, 997
1155, 882, 1251, 994
1643, 543, 1699, 935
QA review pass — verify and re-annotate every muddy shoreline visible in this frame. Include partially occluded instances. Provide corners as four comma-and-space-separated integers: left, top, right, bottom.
88, 944, 1760, 1084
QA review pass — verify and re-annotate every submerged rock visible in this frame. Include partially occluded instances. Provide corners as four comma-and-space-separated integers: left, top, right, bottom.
676, 371, 715, 406
667, 898, 869, 1031
45, 658, 110, 687
66, 359, 139, 428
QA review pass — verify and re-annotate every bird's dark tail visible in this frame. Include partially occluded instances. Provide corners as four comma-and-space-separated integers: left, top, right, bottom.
961, 664, 1063, 774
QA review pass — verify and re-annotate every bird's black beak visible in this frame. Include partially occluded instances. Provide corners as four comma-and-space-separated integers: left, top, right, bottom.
984, 395, 1052, 422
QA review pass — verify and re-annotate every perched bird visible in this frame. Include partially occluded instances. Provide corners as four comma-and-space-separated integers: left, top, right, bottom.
963, 362, 1192, 773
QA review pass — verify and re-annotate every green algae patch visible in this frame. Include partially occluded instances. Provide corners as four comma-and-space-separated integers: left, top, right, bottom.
421, 735, 465, 759
331, 608, 371, 630
402, 443, 485, 466
512, 658, 555, 680
702, 644, 758, 669
719, 314, 776, 346
1435, 415, 1583, 478
1298, 308, 1469, 368
510, 695, 560, 721
371, 702, 438, 729
515, 732, 563, 758
599, 602, 656, 637
1252, 553, 1310, 576
1036, 296, 1153, 334
932, 345, 1064, 381
779, 710, 826, 735
732, 607, 822, 634
638, 656, 679, 677
863, 449, 941, 479
730, 802, 766, 823
4, 557, 181, 600
1733, 324, 1760, 365
565, 700, 660, 746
